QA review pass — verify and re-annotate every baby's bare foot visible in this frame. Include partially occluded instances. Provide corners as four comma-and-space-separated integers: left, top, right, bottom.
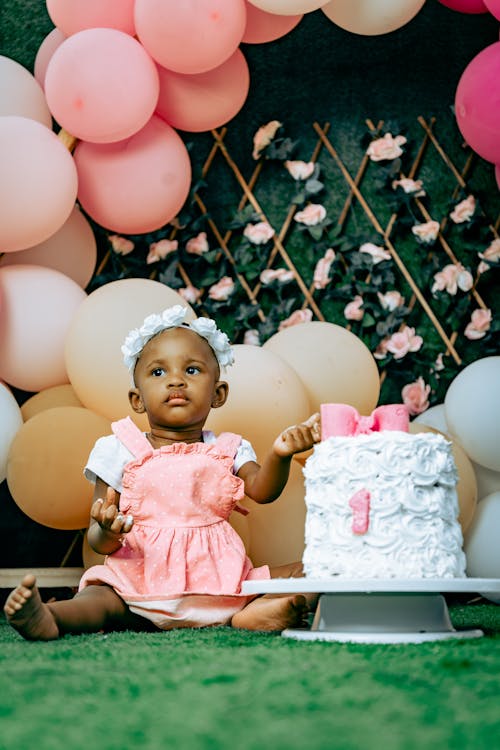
4, 574, 59, 640
232, 594, 309, 632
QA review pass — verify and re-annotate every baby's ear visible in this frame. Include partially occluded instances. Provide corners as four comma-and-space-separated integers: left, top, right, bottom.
211, 380, 228, 409
128, 388, 145, 413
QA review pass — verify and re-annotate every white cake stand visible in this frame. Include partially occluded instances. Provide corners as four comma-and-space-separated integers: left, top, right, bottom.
241, 578, 500, 644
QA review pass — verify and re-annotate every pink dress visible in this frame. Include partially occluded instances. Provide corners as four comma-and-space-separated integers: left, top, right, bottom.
79, 418, 270, 629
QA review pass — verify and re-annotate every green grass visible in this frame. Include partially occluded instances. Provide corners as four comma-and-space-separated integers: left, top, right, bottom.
2, 602, 500, 750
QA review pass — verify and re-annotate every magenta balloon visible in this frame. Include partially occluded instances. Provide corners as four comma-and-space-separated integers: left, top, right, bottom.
74, 116, 192, 234
156, 50, 250, 132
483, 0, 500, 18
34, 28, 65, 89
0, 264, 86, 391
455, 42, 500, 164
437, 0, 487, 11
45, 28, 159, 143
46, 0, 136, 36
495, 164, 500, 190
242, 2, 302, 42
0, 116, 78, 253
135, 0, 247, 74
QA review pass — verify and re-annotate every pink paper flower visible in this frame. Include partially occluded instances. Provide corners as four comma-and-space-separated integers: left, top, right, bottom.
260, 268, 294, 285
464, 308, 492, 340
252, 120, 282, 160
109, 235, 134, 256
313, 248, 335, 290
344, 295, 364, 321
244, 221, 275, 245
294, 203, 326, 226
431, 263, 473, 295
178, 285, 201, 304
186, 232, 209, 255
278, 308, 313, 330
243, 329, 261, 346
434, 353, 445, 372
284, 160, 315, 180
208, 276, 235, 301
402, 376, 430, 416
146, 239, 178, 264
450, 195, 476, 224
359, 242, 391, 263
385, 325, 423, 360
391, 177, 425, 196
377, 290, 405, 311
366, 133, 407, 162
411, 220, 440, 244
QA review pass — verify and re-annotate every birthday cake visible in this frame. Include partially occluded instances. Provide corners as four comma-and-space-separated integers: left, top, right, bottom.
302, 404, 466, 579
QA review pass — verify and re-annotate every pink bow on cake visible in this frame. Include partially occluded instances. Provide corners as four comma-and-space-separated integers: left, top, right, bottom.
320, 403, 409, 440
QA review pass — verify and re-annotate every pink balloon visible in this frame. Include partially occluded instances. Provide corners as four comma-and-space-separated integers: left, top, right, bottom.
0, 116, 78, 253
45, 28, 159, 143
437, 0, 488, 11
242, 2, 302, 42
33, 28, 66, 89
455, 41, 500, 164
156, 50, 250, 132
483, 0, 500, 18
46, 0, 136, 36
0, 206, 97, 289
0, 55, 52, 127
135, 0, 247, 74
73, 116, 192, 234
495, 164, 500, 190
0, 264, 86, 391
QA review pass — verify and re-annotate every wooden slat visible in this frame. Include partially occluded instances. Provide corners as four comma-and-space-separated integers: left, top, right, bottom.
0, 568, 84, 588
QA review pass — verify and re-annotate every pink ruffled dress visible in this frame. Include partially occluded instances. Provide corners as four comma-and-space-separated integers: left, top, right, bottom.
79, 418, 270, 629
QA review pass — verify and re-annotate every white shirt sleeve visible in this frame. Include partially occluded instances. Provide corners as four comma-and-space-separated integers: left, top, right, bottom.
83, 434, 134, 493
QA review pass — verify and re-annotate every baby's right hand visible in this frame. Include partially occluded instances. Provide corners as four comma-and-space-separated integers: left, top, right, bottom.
91, 486, 133, 536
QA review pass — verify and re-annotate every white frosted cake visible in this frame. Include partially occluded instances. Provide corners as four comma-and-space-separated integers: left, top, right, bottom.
302, 404, 466, 579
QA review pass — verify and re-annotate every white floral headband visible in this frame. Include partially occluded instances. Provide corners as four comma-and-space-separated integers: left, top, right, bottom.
121, 305, 234, 374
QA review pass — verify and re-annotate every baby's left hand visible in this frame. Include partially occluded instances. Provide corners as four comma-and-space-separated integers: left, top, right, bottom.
273, 413, 321, 458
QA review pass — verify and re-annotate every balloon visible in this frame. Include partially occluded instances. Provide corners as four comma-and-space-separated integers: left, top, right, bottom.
246, 461, 306, 567
471, 460, 500, 501
45, 28, 159, 143
21, 384, 83, 422
409, 423, 477, 534
321, 0, 426, 35
247, 0, 327, 13
135, 0, 246, 74
205, 344, 311, 463
496, 164, 500, 191
455, 42, 500, 164
33, 28, 66, 89
7, 406, 111, 530
263, 321, 380, 416
412, 403, 448, 433
0, 116, 78, 253
46, 0, 136, 36
155, 50, 250, 133
242, 3, 302, 43
483, 0, 500, 19
73, 116, 191, 234
437, 0, 487, 11
0, 265, 86, 392
0, 382, 23, 483
445, 357, 500, 471
0, 55, 52, 127
64, 279, 195, 426
464, 492, 500, 577
0, 205, 97, 289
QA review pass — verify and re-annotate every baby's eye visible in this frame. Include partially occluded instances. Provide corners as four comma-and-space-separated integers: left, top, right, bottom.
186, 365, 200, 375
151, 367, 165, 377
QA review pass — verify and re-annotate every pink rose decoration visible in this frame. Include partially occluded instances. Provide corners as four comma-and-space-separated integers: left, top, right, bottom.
411, 220, 440, 244
377, 290, 405, 311
178, 285, 201, 304
434, 353, 445, 372
479, 238, 500, 264
243, 329, 260, 346
432, 263, 473, 295
392, 177, 425, 196
294, 203, 326, 226
252, 120, 282, 160
402, 376, 430, 416
464, 308, 492, 340
260, 268, 294, 285
109, 235, 134, 256
450, 195, 476, 224
278, 308, 313, 330
243, 221, 275, 245
186, 232, 209, 255
344, 295, 364, 321
208, 276, 235, 301
385, 325, 423, 360
366, 133, 407, 162
284, 160, 315, 181
313, 248, 335, 290
146, 239, 178, 264
359, 242, 391, 263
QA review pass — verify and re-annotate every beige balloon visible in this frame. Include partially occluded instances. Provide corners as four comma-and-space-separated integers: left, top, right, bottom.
64, 279, 194, 428
21, 384, 83, 421
7, 406, 111, 530
205, 344, 311, 463
321, 0, 426, 35
409, 423, 477, 534
263, 321, 380, 416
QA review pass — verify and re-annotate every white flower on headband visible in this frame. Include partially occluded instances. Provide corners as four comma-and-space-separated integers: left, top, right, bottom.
121, 304, 234, 373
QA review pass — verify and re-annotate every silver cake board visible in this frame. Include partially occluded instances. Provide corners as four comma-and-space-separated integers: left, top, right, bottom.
241, 578, 500, 644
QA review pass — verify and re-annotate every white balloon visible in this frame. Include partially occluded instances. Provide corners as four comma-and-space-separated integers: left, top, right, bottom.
321, 0, 426, 35
247, 0, 327, 14
445, 357, 500, 472
0, 55, 53, 127
464, 492, 500, 586
0, 382, 23, 482
412, 403, 448, 433
472, 461, 500, 502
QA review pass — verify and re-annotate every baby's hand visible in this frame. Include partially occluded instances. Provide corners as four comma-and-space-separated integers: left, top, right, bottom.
91, 486, 133, 536
273, 413, 321, 458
